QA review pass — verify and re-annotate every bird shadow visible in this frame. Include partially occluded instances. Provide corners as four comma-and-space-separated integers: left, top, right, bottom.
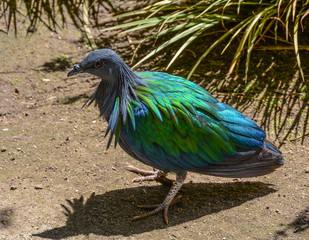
34, 181, 275, 238
274, 205, 309, 239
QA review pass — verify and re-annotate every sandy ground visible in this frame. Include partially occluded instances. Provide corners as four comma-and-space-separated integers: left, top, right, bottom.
1, 10, 309, 240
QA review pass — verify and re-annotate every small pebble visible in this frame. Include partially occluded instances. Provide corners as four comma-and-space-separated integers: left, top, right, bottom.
1, 147, 7, 152
34, 185, 43, 190
305, 168, 309, 173
10, 186, 17, 190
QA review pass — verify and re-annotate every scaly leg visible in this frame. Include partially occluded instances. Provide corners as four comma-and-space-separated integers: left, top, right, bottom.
126, 165, 174, 186
133, 171, 187, 224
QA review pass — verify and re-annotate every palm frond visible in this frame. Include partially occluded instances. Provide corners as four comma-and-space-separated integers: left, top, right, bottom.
104, 0, 309, 80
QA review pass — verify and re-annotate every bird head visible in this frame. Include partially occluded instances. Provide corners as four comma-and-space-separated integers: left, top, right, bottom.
67, 49, 123, 82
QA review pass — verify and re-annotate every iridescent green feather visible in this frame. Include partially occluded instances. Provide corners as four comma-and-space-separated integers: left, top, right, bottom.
124, 72, 238, 167
126, 103, 135, 130
158, 105, 170, 119
137, 94, 163, 121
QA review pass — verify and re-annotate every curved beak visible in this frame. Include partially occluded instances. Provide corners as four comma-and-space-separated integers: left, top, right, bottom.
67, 64, 83, 77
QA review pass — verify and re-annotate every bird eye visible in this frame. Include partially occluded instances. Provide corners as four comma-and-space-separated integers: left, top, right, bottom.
95, 60, 104, 68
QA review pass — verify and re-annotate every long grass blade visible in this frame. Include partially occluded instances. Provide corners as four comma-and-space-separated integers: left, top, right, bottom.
229, 6, 276, 75
132, 22, 208, 69
292, 0, 297, 21
277, 0, 283, 17
102, 13, 197, 32
245, 10, 277, 77
221, 17, 253, 54
300, 8, 309, 31
228, 16, 262, 75
131, 21, 200, 62
237, 0, 244, 14
294, 9, 305, 81
166, 21, 218, 69
196, 0, 227, 18
188, 18, 252, 79
285, 3, 292, 41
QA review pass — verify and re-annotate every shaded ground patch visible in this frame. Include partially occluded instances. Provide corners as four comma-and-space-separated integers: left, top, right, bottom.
35, 182, 275, 238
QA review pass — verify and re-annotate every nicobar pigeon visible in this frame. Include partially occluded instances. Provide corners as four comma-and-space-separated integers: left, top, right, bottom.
68, 49, 284, 224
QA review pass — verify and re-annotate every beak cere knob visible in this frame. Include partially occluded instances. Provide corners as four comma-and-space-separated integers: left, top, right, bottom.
67, 64, 82, 77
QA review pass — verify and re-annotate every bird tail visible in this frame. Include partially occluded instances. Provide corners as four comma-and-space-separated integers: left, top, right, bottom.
264, 139, 282, 154
193, 139, 284, 178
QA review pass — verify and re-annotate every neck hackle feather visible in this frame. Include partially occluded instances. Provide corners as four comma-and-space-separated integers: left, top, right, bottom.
84, 57, 148, 149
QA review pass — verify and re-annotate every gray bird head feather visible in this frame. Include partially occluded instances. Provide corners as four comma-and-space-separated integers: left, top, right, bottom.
67, 49, 148, 142
69, 49, 129, 81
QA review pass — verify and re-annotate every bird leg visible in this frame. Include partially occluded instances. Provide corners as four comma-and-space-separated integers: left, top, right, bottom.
133, 171, 187, 224
126, 165, 174, 186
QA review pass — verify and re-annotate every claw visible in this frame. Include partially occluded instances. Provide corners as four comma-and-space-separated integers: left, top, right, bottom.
126, 165, 158, 176
133, 194, 182, 223
133, 203, 169, 224
137, 204, 160, 209
126, 165, 174, 186
132, 175, 159, 183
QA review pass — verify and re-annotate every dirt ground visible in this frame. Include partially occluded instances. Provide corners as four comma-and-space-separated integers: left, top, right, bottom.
1, 6, 309, 240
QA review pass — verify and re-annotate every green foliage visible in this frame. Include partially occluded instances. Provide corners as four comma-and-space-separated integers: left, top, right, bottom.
104, 0, 309, 80
0, 0, 114, 33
